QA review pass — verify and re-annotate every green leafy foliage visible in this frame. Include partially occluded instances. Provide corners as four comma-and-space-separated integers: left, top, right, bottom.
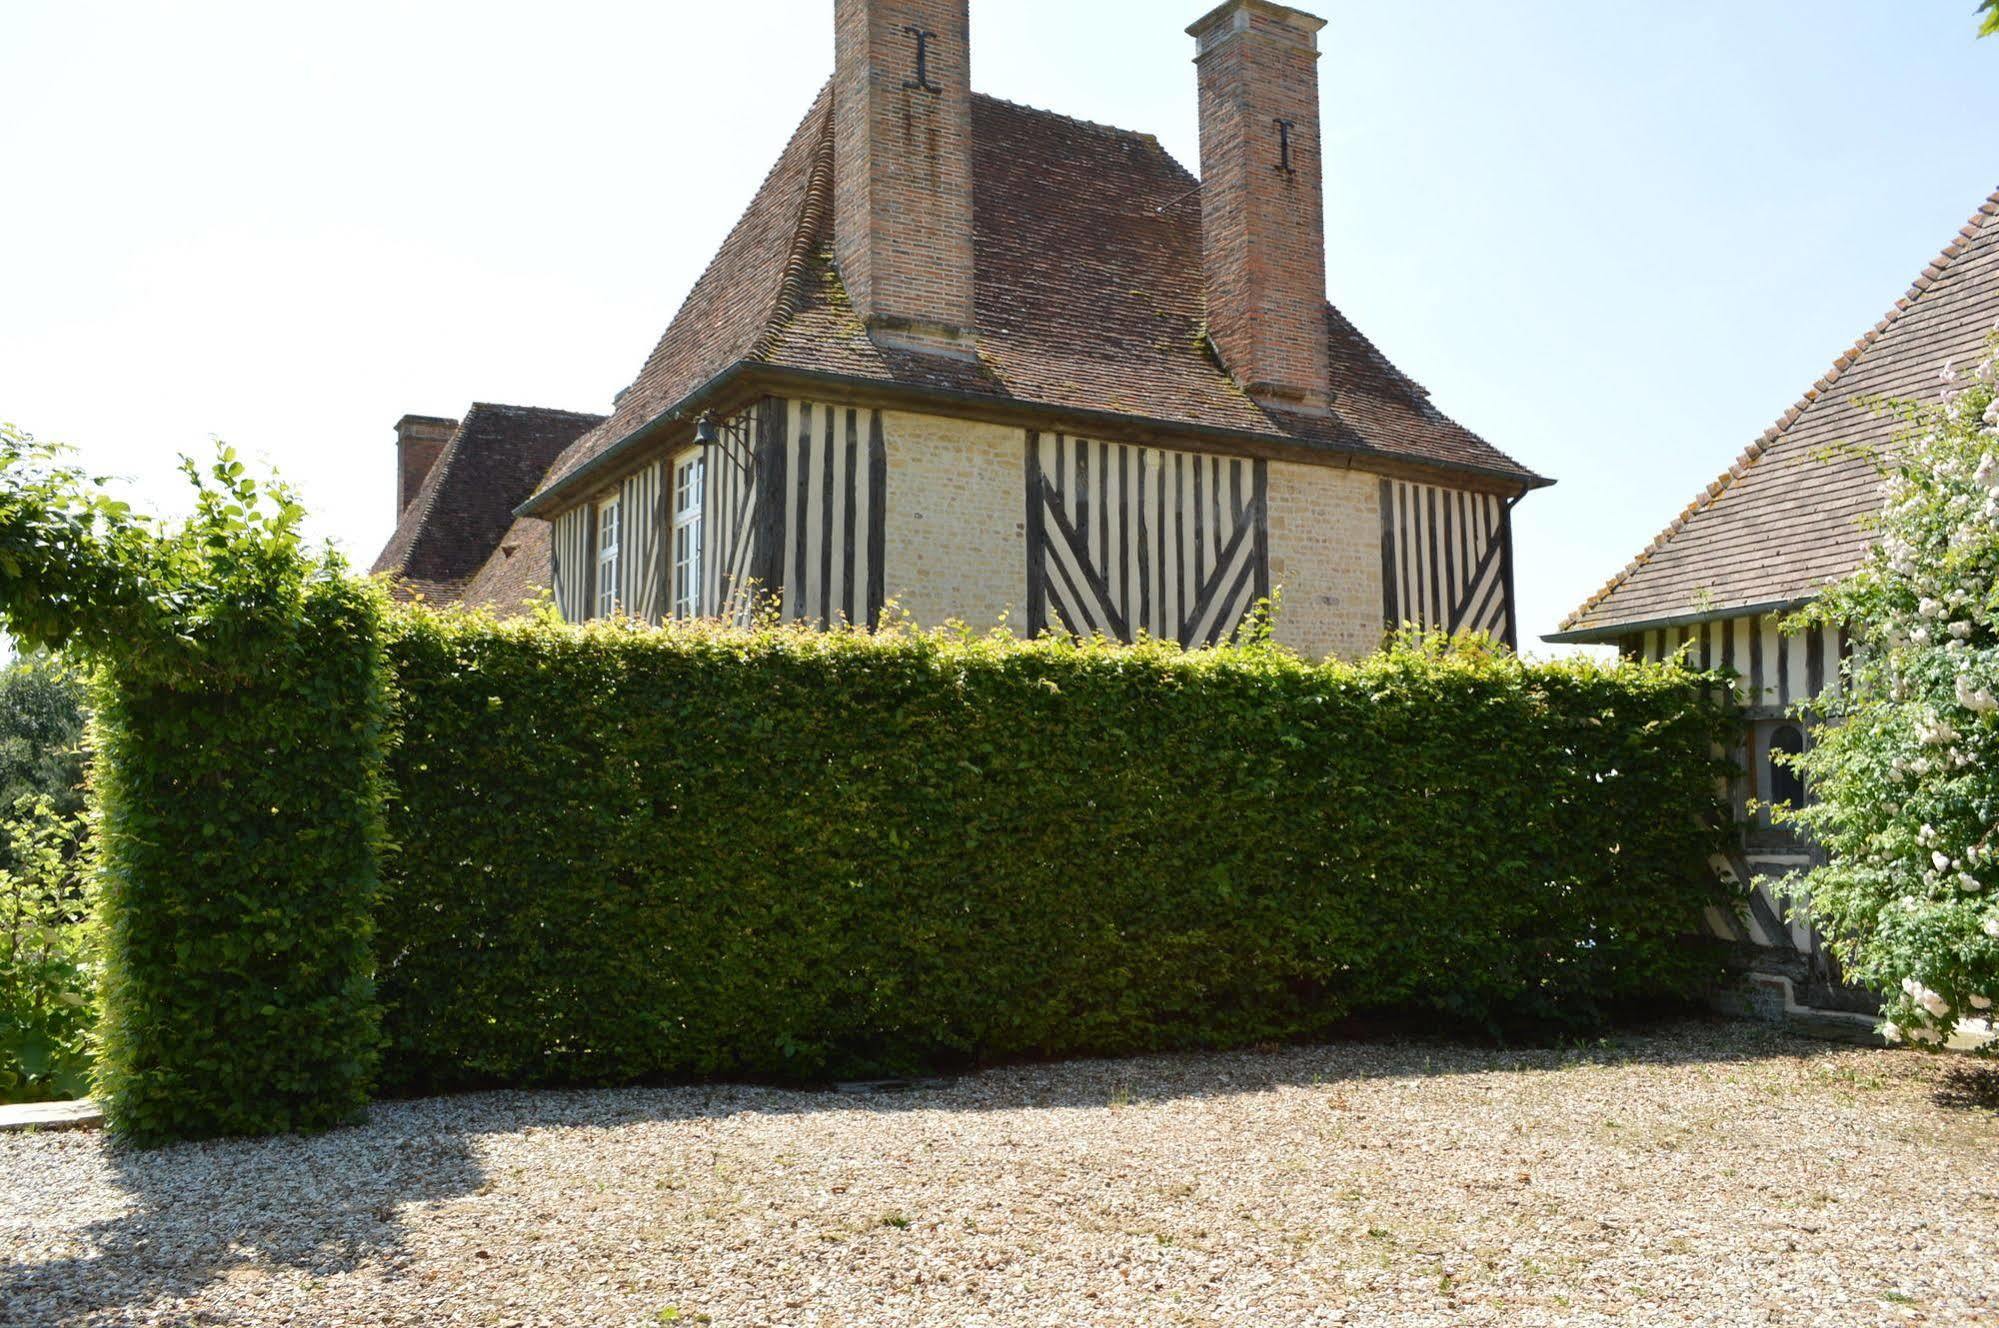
1790, 337, 1999, 1045
0, 424, 174, 662
89, 569, 389, 1141
0, 429, 391, 1140
1982, 0, 1998, 38
0, 419, 1736, 1138
0, 657, 88, 872
377, 614, 1736, 1093
0, 797, 95, 1103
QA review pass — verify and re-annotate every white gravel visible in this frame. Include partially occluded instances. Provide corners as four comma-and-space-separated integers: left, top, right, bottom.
4, 1020, 1997, 1327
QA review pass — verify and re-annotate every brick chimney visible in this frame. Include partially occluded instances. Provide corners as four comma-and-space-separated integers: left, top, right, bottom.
833, 0, 976, 357
395, 414, 458, 516
1188, 0, 1331, 413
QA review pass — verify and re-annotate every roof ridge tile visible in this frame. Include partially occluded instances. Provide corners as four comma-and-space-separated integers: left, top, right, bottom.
970, 92, 1161, 147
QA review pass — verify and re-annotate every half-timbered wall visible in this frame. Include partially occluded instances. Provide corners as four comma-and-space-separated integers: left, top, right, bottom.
551, 505, 593, 623
1617, 615, 1849, 717
1379, 479, 1516, 646
617, 462, 665, 622
1024, 432, 1270, 647
652, 409, 764, 623
1617, 612, 1868, 1008
551, 401, 889, 628
757, 400, 889, 627
550, 400, 1468, 662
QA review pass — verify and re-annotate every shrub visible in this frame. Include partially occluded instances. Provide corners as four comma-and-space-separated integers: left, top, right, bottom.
89, 569, 389, 1140
0, 796, 94, 1103
376, 614, 1736, 1093
1791, 336, 1999, 1045
0, 428, 394, 1140
0, 422, 1740, 1137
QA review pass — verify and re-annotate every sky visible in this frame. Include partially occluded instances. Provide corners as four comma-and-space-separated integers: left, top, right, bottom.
3, 1, 1996, 657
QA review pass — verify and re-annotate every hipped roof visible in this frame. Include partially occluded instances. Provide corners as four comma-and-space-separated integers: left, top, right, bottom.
520, 85, 1544, 519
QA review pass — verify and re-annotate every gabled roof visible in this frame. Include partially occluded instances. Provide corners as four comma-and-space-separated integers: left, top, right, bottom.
523, 85, 1544, 516
373, 402, 603, 602
1554, 186, 1999, 642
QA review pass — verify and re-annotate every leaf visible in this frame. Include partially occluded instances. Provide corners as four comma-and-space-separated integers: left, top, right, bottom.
15, 1032, 54, 1078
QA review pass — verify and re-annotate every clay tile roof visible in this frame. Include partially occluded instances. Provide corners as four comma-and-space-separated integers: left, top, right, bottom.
1554, 185, 1999, 641
526, 85, 1544, 511
373, 402, 603, 602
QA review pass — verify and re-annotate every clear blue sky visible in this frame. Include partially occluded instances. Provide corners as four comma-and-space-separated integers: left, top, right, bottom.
2, 1, 1994, 653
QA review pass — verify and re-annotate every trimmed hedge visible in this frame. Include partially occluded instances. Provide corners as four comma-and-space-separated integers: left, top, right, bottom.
91, 574, 390, 1142
2, 432, 1742, 1138
376, 615, 1736, 1093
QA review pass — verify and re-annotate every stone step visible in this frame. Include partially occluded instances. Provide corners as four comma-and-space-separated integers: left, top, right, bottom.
0, 1099, 103, 1132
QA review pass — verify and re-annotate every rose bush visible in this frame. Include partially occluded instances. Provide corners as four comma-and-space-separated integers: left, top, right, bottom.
1792, 332, 1999, 1046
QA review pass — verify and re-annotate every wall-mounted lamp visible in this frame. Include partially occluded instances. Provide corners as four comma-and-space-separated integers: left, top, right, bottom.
695, 412, 755, 484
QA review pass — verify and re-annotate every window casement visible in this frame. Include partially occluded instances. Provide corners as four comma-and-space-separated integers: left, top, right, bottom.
672, 452, 706, 619
595, 497, 621, 620
1767, 723, 1808, 812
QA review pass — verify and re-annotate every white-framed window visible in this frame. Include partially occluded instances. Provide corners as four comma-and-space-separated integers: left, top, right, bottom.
595, 497, 621, 619
672, 452, 706, 619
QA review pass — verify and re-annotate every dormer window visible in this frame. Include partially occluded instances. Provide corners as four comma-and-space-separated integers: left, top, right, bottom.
595, 497, 621, 619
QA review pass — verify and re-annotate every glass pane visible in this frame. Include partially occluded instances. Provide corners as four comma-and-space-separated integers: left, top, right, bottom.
1768, 724, 1807, 809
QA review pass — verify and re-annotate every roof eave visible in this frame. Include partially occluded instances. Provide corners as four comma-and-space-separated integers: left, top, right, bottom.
1543, 596, 1813, 645
516, 362, 1553, 518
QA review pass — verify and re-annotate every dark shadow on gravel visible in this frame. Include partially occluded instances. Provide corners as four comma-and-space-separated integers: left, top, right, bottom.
0, 1122, 484, 1327
1932, 1062, 1999, 1114
395, 1014, 1846, 1129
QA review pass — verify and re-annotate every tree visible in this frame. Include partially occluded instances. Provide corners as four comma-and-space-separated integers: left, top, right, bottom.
1984, 0, 1998, 38
0, 658, 87, 833
1791, 336, 1999, 1045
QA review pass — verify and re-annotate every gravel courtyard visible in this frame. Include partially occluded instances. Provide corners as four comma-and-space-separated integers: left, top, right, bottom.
4, 1020, 1997, 1327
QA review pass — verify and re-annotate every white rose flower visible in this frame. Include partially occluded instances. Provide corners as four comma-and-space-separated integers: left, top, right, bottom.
1934, 850, 1954, 872
1972, 996, 1994, 1012
1881, 1021, 1904, 1044
1917, 716, 1958, 747
1956, 675, 1999, 714
1904, 979, 1953, 1018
